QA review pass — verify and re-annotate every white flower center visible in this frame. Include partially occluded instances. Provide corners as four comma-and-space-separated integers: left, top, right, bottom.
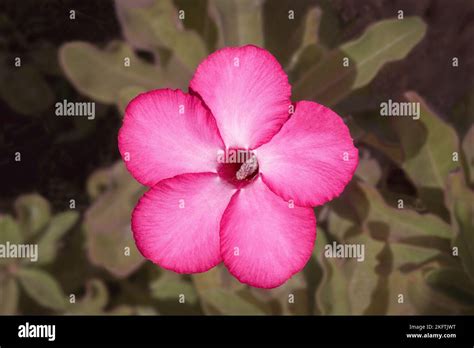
236, 154, 258, 180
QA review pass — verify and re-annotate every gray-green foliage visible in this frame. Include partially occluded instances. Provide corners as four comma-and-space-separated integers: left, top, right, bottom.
0, 194, 78, 313
33, 1, 473, 315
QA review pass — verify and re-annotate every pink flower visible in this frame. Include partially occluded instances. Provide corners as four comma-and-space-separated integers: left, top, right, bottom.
118, 45, 358, 288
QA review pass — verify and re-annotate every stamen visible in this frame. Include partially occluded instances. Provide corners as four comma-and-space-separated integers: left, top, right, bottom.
236, 154, 258, 180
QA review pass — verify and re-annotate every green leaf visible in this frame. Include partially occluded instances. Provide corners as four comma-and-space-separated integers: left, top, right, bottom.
314, 226, 329, 260
446, 171, 474, 281
192, 265, 245, 313
37, 211, 79, 265
327, 209, 355, 242
86, 166, 112, 200
107, 305, 135, 315
199, 288, 265, 315
359, 182, 452, 242
378, 190, 425, 214
134, 306, 159, 316
385, 266, 467, 315
210, 0, 263, 47
341, 18, 426, 89
292, 48, 355, 106
390, 243, 440, 271
361, 130, 403, 164
347, 233, 385, 314
0, 215, 22, 266
385, 267, 469, 315
298, 6, 320, 48
381, 270, 414, 315
174, 0, 219, 51
407, 268, 470, 314
350, 109, 405, 168
451, 88, 474, 139
60, 41, 164, 104
151, 274, 198, 304
316, 259, 350, 315
250, 272, 308, 314
115, 0, 160, 52
117, 86, 147, 114
14, 194, 51, 239
192, 265, 245, 294
17, 268, 67, 311
293, 17, 426, 106
0, 275, 19, 314
425, 267, 474, 303
274, 274, 308, 315
385, 270, 418, 314
84, 161, 145, 277
369, 241, 441, 315
192, 265, 255, 314
394, 92, 460, 216
0, 214, 23, 272
317, 0, 343, 49
0, 215, 22, 245
119, 0, 207, 75
315, 228, 351, 315
287, 6, 326, 80
317, 258, 351, 315
354, 150, 382, 186
132, 5, 207, 72
462, 125, 474, 185
262, 0, 316, 66
329, 181, 369, 226
0, 55, 54, 116
287, 7, 322, 69
288, 44, 326, 83
66, 279, 109, 314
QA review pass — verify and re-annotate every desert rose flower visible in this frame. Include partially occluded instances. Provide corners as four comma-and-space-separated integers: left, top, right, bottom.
118, 45, 358, 288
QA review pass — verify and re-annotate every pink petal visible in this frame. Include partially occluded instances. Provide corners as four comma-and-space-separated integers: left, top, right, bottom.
220, 178, 316, 288
118, 89, 224, 186
132, 173, 237, 273
256, 101, 359, 207
190, 45, 292, 149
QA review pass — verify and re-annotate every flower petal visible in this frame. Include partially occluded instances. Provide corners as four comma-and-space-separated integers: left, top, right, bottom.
118, 89, 224, 186
190, 45, 292, 149
132, 173, 236, 273
256, 101, 359, 207
220, 178, 316, 288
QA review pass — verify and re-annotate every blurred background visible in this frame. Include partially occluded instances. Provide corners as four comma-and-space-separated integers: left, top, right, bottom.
0, 0, 473, 315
